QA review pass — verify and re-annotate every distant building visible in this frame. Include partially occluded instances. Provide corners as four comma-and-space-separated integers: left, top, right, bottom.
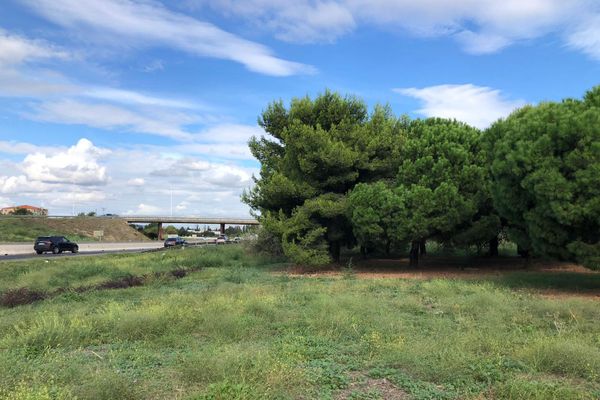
0, 205, 48, 216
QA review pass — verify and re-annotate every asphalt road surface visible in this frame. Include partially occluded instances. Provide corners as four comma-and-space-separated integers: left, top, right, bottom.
0, 241, 166, 261
0, 248, 157, 261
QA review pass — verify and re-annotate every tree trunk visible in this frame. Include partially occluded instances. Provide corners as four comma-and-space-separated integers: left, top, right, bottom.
409, 240, 420, 267
517, 244, 529, 259
330, 241, 341, 263
488, 236, 499, 257
385, 240, 391, 256
360, 245, 367, 259
419, 239, 427, 256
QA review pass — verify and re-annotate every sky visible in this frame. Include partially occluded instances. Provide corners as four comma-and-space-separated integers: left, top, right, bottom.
0, 0, 599, 217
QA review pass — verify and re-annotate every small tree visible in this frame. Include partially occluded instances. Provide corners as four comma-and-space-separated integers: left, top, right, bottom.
244, 91, 406, 265
394, 118, 492, 266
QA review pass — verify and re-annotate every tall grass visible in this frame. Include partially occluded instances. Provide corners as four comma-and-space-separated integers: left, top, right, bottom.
0, 247, 598, 399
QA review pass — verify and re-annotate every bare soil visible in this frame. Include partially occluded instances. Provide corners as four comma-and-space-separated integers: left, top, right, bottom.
283, 256, 600, 300
335, 372, 409, 399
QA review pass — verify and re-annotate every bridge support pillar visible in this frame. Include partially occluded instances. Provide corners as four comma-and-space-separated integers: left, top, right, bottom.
158, 222, 164, 241
220, 223, 225, 235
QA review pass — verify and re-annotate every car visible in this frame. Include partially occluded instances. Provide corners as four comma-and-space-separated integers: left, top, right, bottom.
233, 237, 242, 243
215, 235, 228, 244
34, 236, 79, 255
164, 237, 187, 247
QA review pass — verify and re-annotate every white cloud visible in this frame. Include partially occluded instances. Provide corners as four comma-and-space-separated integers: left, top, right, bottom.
142, 59, 164, 72
188, 160, 211, 171
125, 203, 162, 215
0, 29, 69, 66
84, 87, 198, 109
198, 0, 600, 59
150, 157, 254, 188
48, 191, 107, 206
566, 15, 600, 60
0, 29, 76, 97
204, 164, 252, 187
195, 123, 264, 144
127, 178, 145, 186
205, 1, 355, 43
31, 99, 197, 141
0, 196, 10, 208
175, 201, 189, 211
0, 175, 51, 194
178, 143, 253, 160
0, 141, 66, 155
0, 139, 110, 197
23, 0, 315, 76
21, 138, 110, 185
394, 84, 525, 129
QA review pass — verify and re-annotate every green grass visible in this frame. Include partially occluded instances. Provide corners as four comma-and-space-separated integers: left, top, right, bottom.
0, 247, 599, 399
0, 246, 276, 293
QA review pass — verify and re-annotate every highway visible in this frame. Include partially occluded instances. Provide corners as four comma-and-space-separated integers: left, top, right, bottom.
0, 239, 228, 261
0, 248, 158, 261
0, 241, 166, 261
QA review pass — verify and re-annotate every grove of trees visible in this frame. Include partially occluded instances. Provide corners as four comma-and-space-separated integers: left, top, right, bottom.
244, 87, 600, 269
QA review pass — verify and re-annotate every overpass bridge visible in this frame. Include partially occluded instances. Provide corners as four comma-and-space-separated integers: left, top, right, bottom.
122, 216, 259, 239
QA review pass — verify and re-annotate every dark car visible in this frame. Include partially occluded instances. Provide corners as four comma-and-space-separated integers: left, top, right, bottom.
164, 237, 187, 247
34, 236, 79, 255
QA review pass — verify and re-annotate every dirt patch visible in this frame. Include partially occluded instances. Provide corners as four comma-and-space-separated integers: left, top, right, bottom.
171, 268, 188, 278
285, 256, 598, 278
0, 287, 47, 307
336, 372, 409, 399
536, 290, 600, 300
0, 265, 203, 308
98, 275, 144, 289
280, 256, 600, 300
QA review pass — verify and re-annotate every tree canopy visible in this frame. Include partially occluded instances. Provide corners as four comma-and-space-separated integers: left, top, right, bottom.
244, 91, 405, 264
486, 86, 600, 268
246, 87, 600, 269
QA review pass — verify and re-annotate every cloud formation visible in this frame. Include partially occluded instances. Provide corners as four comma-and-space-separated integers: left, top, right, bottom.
197, 0, 600, 59
32, 99, 198, 141
394, 84, 525, 129
0, 138, 257, 216
21, 138, 109, 186
22, 0, 314, 76
0, 29, 69, 66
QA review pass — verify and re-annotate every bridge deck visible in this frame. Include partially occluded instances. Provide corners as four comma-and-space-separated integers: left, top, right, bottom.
123, 216, 259, 225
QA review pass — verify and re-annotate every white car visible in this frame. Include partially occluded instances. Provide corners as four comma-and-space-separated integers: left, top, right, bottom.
216, 235, 228, 244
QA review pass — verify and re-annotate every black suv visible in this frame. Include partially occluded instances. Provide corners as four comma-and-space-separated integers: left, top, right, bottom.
34, 236, 79, 255
164, 237, 187, 247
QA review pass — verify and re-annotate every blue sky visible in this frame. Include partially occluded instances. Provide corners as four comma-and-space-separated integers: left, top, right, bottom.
0, 0, 599, 216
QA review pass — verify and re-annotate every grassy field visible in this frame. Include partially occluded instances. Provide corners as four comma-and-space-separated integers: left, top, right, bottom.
0, 247, 599, 399
0, 217, 149, 243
